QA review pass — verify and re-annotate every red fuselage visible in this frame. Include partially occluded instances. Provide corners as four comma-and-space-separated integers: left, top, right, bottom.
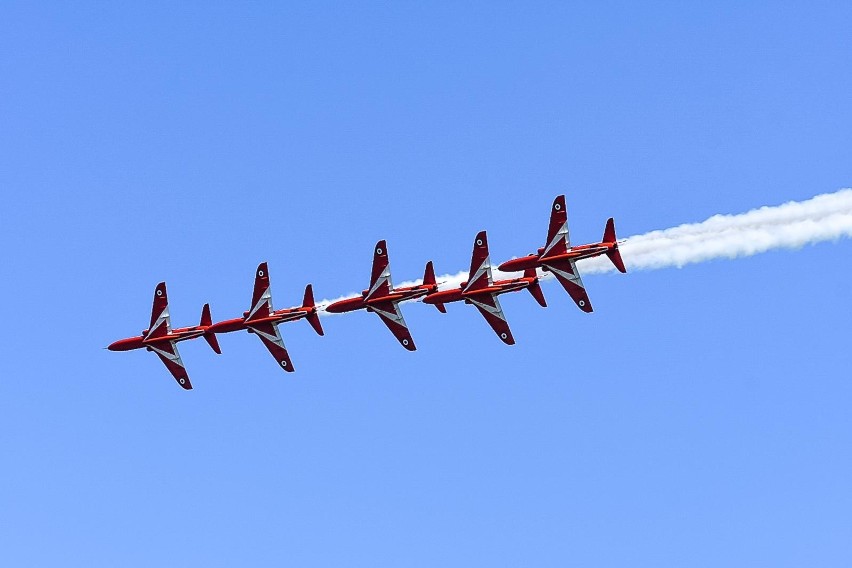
325, 283, 437, 313
207, 307, 315, 334
498, 242, 614, 272
423, 275, 536, 306
107, 325, 208, 352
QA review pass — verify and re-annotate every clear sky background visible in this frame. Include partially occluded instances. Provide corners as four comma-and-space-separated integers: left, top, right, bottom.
1, 2, 851, 566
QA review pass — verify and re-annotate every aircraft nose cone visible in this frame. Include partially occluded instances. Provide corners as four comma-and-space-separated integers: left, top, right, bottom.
323, 302, 342, 313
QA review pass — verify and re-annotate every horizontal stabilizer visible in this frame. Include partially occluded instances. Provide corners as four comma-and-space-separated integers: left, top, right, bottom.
607, 247, 627, 273
602, 218, 627, 273
302, 284, 324, 336
200, 303, 222, 354
204, 332, 222, 354
523, 270, 547, 308
307, 312, 324, 336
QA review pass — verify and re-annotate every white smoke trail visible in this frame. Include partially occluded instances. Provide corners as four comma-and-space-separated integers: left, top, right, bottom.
582, 188, 852, 275
318, 189, 852, 313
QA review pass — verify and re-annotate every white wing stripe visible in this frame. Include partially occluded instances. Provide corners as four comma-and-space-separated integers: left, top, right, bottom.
149, 341, 185, 367
372, 302, 407, 327
467, 294, 507, 322
544, 261, 586, 289
248, 286, 273, 320
463, 255, 494, 293
366, 265, 392, 300
145, 306, 171, 340
249, 323, 287, 350
542, 221, 570, 256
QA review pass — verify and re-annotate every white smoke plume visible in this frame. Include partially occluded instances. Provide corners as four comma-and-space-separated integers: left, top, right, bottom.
318, 189, 852, 312
582, 188, 852, 275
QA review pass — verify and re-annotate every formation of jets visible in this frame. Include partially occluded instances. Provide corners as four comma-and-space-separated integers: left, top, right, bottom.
109, 195, 627, 389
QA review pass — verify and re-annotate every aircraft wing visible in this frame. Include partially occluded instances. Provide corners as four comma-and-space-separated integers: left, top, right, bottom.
365, 240, 393, 301
467, 293, 515, 345
464, 230, 494, 292
542, 258, 593, 313
247, 262, 274, 321
370, 300, 416, 351
148, 340, 193, 390
542, 195, 570, 257
146, 282, 172, 340
248, 321, 295, 372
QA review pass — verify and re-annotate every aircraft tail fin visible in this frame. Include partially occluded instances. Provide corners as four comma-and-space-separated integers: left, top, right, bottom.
524, 268, 547, 308
200, 303, 213, 327
302, 284, 325, 336
423, 261, 436, 287
602, 218, 627, 273
200, 303, 222, 354
302, 283, 315, 309
424, 261, 442, 311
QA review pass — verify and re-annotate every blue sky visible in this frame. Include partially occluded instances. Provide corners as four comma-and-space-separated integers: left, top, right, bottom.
1, 2, 851, 566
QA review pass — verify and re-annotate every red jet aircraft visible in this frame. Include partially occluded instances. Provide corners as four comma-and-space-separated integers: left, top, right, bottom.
422, 230, 547, 345
108, 282, 221, 390
325, 240, 437, 351
206, 262, 323, 372
497, 195, 626, 313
